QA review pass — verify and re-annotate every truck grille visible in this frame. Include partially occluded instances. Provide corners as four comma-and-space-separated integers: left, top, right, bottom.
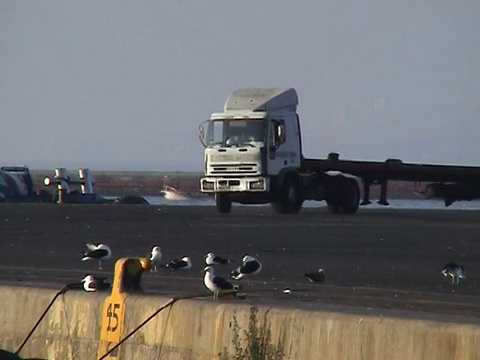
209, 163, 259, 175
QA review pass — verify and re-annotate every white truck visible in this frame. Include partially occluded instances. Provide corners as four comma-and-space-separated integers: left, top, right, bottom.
199, 88, 480, 214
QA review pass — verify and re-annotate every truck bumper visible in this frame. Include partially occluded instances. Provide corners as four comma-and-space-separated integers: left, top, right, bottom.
200, 176, 269, 193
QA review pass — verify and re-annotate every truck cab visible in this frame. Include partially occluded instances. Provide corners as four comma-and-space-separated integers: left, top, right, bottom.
199, 88, 352, 213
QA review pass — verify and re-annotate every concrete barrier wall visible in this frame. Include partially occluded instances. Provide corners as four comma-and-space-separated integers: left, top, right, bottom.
121, 297, 480, 360
0, 286, 106, 359
1, 285, 479, 359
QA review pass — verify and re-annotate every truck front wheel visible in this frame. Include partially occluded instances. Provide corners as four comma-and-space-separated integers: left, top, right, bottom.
326, 176, 360, 214
271, 176, 303, 214
215, 193, 232, 214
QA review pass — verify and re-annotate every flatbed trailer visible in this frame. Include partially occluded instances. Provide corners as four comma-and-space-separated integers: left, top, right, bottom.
304, 155, 480, 206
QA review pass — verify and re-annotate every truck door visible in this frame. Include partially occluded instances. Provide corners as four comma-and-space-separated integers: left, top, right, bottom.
267, 116, 301, 175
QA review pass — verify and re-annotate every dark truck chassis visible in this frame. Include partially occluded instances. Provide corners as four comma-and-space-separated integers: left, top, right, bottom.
304, 153, 480, 207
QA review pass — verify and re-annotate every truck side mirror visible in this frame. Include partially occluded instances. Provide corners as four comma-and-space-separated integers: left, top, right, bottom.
198, 121, 207, 147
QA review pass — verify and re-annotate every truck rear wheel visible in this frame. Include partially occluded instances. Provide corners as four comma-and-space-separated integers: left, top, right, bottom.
215, 193, 232, 214
271, 176, 303, 214
326, 176, 360, 214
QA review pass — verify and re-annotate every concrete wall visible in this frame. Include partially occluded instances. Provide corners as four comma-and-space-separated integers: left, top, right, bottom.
0, 286, 105, 359
1, 285, 479, 359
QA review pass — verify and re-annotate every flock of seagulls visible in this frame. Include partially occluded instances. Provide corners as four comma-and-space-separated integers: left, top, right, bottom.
77, 242, 468, 297
77, 242, 265, 299
146, 246, 192, 271
203, 253, 263, 300
79, 242, 113, 292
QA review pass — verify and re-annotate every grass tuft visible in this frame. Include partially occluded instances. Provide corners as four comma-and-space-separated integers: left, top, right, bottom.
220, 306, 283, 360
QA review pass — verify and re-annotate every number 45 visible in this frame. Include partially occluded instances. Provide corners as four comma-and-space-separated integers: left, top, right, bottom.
106, 303, 121, 332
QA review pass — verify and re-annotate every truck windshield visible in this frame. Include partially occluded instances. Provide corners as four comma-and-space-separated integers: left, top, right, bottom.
208, 119, 266, 147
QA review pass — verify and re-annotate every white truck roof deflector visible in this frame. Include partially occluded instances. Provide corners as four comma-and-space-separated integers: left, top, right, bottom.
224, 88, 298, 112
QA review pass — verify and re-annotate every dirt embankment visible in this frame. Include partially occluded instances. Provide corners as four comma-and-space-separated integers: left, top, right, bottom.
30, 170, 421, 199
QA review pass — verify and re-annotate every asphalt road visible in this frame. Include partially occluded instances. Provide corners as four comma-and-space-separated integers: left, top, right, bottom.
1, 203, 479, 322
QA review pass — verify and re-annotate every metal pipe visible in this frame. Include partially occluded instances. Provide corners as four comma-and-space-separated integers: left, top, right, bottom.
79, 168, 94, 194
54, 168, 70, 193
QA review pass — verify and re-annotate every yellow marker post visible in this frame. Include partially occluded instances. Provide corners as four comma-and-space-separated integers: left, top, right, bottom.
97, 257, 149, 360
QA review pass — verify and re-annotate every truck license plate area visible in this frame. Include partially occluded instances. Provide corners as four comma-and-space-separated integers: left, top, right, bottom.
218, 180, 240, 189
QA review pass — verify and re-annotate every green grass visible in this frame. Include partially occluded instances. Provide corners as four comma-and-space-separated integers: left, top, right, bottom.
220, 306, 284, 360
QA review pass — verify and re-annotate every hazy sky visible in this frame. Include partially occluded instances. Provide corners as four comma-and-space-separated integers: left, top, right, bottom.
1, 1, 479, 171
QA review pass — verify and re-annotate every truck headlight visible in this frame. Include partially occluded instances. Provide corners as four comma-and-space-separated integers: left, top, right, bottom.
202, 180, 214, 190
249, 179, 265, 190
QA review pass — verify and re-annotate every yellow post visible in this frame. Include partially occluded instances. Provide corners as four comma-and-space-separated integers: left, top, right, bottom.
97, 257, 150, 359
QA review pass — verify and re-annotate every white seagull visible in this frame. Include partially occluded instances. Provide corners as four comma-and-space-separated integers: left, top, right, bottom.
304, 268, 326, 283
149, 246, 162, 272
165, 256, 192, 270
203, 266, 239, 300
442, 262, 466, 284
81, 243, 112, 270
81, 274, 111, 292
230, 254, 262, 284
205, 252, 234, 266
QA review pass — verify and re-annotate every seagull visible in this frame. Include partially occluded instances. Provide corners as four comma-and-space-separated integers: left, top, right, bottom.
165, 256, 192, 270
149, 246, 162, 272
205, 252, 234, 266
81, 243, 112, 270
230, 254, 262, 285
81, 274, 111, 292
203, 266, 239, 300
441, 262, 466, 284
304, 268, 326, 283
